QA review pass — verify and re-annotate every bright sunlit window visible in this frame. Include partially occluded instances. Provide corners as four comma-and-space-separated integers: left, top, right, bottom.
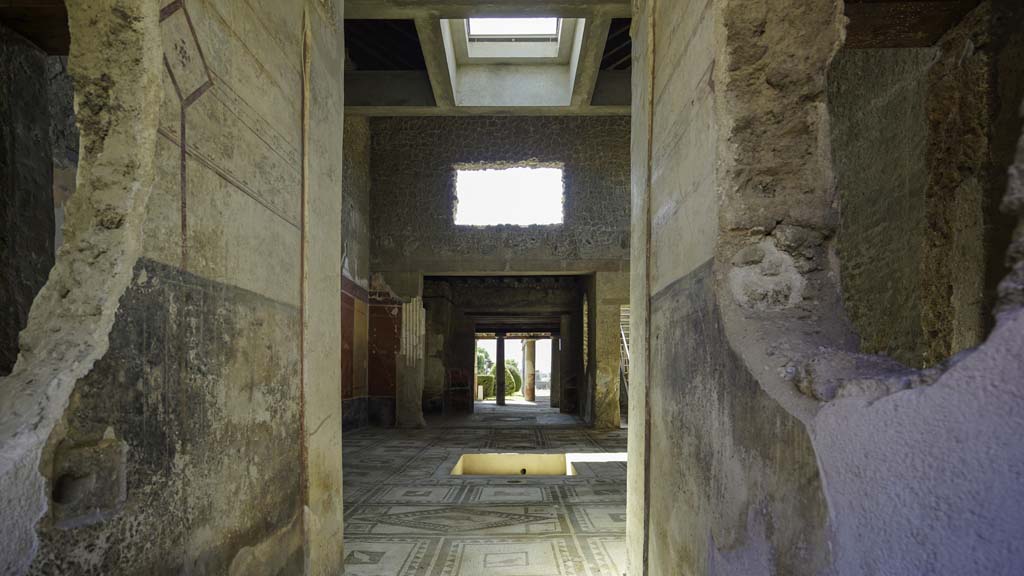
467, 18, 559, 37
455, 167, 564, 226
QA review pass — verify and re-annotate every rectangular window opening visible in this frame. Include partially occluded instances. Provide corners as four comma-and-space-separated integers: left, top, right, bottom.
467, 17, 559, 39
455, 166, 564, 226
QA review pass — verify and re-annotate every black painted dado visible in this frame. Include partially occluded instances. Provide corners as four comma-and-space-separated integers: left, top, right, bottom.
646, 261, 829, 575
31, 258, 304, 575
368, 397, 396, 427
343, 397, 368, 431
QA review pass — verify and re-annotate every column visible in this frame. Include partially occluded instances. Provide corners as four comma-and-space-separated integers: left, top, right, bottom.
559, 313, 576, 413
396, 298, 426, 428
550, 337, 561, 408
593, 272, 628, 429
524, 339, 536, 402
495, 333, 506, 406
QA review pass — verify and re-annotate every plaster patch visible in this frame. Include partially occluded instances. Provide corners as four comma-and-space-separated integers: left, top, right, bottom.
727, 239, 806, 311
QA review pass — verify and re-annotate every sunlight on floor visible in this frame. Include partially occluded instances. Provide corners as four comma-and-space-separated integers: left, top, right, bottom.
343, 419, 628, 575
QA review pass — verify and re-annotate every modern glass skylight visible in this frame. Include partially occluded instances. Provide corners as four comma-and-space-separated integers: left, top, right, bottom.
455, 167, 564, 226
467, 18, 559, 38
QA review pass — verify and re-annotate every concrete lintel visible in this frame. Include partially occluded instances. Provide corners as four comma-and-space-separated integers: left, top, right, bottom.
570, 15, 611, 107
415, 17, 456, 109
346, 0, 631, 20
345, 104, 630, 116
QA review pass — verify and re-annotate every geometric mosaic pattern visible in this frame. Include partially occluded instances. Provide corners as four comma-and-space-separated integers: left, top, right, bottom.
344, 409, 628, 575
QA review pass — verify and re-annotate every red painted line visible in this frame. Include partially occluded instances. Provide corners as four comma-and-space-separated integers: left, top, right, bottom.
159, 0, 182, 22
298, 18, 311, 510
179, 108, 188, 270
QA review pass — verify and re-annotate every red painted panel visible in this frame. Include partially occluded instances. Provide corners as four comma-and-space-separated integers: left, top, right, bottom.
368, 304, 400, 398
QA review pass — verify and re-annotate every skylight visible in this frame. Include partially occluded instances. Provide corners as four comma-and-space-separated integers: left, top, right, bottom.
467, 18, 559, 38
455, 167, 564, 226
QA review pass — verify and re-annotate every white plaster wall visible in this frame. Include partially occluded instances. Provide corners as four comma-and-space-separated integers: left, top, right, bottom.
814, 308, 1024, 574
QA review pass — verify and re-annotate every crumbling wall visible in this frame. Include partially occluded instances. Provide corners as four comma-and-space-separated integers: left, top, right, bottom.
370, 116, 630, 276
0, 2, 162, 572
830, 2, 1024, 370
23, 0, 346, 573
628, 0, 835, 572
629, 0, 1024, 574
811, 4, 1024, 574
31, 260, 305, 575
48, 56, 79, 251
0, 25, 54, 377
342, 116, 370, 430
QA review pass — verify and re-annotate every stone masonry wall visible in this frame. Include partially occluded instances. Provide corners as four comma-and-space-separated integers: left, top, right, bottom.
370, 116, 631, 276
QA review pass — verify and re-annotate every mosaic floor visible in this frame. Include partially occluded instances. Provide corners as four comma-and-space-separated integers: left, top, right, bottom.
343, 409, 628, 575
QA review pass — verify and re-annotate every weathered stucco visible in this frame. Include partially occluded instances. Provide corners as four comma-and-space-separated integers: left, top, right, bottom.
629, 0, 1024, 574
49, 55, 79, 252
31, 259, 305, 574
629, 0, 836, 573
1, 0, 346, 573
829, 48, 935, 367
830, 2, 1023, 371
396, 298, 427, 428
582, 271, 628, 429
0, 2, 163, 572
302, 2, 346, 570
810, 9, 1024, 574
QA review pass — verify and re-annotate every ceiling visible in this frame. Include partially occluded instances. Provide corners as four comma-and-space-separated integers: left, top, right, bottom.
345, 19, 426, 71
0, 0, 986, 111
342, 0, 984, 116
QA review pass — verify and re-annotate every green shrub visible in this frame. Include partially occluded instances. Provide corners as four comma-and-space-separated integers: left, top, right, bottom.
478, 375, 496, 398
507, 365, 523, 394
481, 366, 518, 398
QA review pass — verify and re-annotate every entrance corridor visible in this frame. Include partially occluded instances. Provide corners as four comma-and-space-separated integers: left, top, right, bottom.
341, 413, 628, 575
